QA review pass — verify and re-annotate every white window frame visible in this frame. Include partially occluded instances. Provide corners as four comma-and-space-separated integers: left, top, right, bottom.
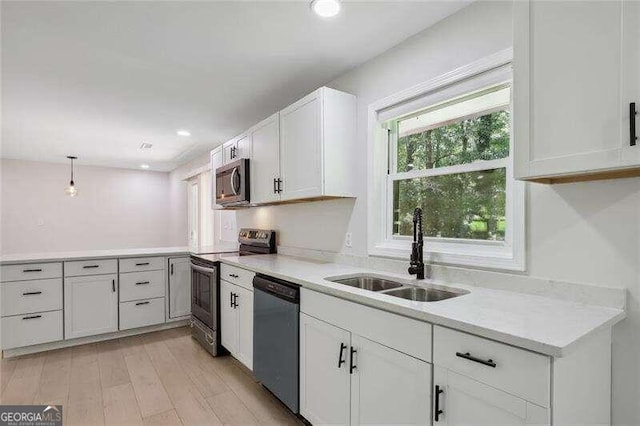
367, 49, 526, 271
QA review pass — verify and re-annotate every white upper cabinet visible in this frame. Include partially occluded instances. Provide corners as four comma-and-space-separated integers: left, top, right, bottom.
250, 113, 281, 204
210, 146, 223, 210
514, 0, 640, 182
222, 133, 251, 165
279, 87, 356, 201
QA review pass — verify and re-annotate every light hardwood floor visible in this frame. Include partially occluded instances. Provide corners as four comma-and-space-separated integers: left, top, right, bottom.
0, 327, 302, 426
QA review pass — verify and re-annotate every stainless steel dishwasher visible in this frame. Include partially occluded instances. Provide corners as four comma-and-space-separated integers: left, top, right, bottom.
253, 274, 300, 414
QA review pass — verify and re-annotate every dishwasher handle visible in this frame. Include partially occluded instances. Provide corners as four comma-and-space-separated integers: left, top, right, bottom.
253, 274, 300, 303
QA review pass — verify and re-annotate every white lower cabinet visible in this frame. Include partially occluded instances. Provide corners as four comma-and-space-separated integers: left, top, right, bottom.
300, 313, 351, 426
64, 274, 118, 339
220, 279, 253, 370
433, 367, 548, 426
168, 257, 191, 319
119, 297, 165, 331
299, 312, 431, 426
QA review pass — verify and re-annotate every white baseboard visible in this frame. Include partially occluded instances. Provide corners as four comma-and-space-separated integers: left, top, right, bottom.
2, 319, 189, 358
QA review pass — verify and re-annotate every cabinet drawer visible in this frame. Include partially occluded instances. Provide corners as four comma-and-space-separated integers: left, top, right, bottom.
1, 262, 62, 282
433, 326, 550, 407
1, 279, 63, 317
1, 310, 63, 349
220, 264, 255, 291
119, 297, 165, 330
64, 259, 117, 277
120, 270, 165, 302
119, 256, 165, 273
301, 288, 432, 362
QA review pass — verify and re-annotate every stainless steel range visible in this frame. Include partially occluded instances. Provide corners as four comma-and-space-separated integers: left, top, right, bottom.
190, 229, 276, 355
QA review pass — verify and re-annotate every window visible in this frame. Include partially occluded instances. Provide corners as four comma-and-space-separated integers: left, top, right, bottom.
368, 52, 525, 271
390, 85, 510, 242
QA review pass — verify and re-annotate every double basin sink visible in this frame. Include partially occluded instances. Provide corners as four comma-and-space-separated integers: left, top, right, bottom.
326, 275, 468, 302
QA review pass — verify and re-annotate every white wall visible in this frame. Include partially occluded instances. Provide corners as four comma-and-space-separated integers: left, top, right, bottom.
0, 158, 187, 253
234, 2, 640, 424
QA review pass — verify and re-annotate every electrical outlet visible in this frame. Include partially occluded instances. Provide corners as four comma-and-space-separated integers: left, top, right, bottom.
345, 232, 352, 248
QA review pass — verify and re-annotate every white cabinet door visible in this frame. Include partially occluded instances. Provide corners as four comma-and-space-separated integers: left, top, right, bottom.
351, 335, 431, 426
433, 367, 549, 426
235, 285, 253, 370
220, 279, 238, 354
64, 274, 118, 339
210, 147, 223, 209
250, 113, 281, 204
279, 90, 323, 201
222, 139, 236, 165
514, 0, 626, 179
299, 313, 351, 426
620, 0, 640, 166
168, 257, 190, 319
236, 133, 251, 159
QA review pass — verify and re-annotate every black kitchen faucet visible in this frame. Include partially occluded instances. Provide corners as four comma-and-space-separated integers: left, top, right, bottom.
408, 207, 425, 280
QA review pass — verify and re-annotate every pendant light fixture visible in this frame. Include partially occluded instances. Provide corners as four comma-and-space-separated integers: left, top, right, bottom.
64, 156, 78, 197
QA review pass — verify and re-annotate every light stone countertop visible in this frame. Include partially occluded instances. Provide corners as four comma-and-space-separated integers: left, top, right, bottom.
218, 254, 626, 357
0, 243, 238, 264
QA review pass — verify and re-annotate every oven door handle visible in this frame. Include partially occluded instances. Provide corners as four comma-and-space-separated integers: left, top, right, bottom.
230, 167, 239, 195
190, 263, 216, 274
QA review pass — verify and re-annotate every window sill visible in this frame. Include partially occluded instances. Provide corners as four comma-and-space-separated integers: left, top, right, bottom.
369, 241, 525, 272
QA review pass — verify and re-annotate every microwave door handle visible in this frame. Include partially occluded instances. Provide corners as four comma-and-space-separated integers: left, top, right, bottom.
230, 167, 239, 195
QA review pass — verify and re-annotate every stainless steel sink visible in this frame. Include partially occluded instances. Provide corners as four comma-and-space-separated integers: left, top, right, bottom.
381, 287, 462, 302
330, 276, 404, 292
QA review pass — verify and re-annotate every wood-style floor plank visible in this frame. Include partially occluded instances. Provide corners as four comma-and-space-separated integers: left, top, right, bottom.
1, 354, 45, 404
124, 351, 173, 418
103, 382, 144, 426
206, 390, 260, 425
143, 409, 183, 426
33, 347, 71, 404
67, 344, 104, 426
97, 339, 130, 389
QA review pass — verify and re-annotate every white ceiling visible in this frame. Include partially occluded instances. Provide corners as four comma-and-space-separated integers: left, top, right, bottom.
1, 0, 470, 171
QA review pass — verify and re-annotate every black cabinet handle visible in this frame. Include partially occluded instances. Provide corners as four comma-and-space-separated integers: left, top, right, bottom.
230, 292, 233, 307
22, 291, 42, 296
22, 268, 43, 273
135, 281, 150, 286
135, 262, 150, 266
631, 102, 637, 146
135, 301, 150, 306
349, 347, 357, 374
273, 178, 278, 194
83, 265, 100, 269
455, 351, 497, 368
276, 178, 282, 194
22, 315, 42, 320
112, 279, 116, 292
434, 385, 444, 422
171, 263, 174, 275
232, 293, 239, 309
338, 343, 347, 368
229, 273, 239, 278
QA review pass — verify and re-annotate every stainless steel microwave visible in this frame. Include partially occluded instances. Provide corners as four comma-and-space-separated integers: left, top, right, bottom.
215, 158, 250, 206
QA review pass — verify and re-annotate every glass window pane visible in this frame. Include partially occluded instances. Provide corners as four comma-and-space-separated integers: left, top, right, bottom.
396, 86, 510, 173
392, 168, 506, 241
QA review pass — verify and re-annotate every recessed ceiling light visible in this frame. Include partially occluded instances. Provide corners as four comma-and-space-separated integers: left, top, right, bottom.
311, 0, 341, 18
176, 129, 191, 137
140, 164, 150, 169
